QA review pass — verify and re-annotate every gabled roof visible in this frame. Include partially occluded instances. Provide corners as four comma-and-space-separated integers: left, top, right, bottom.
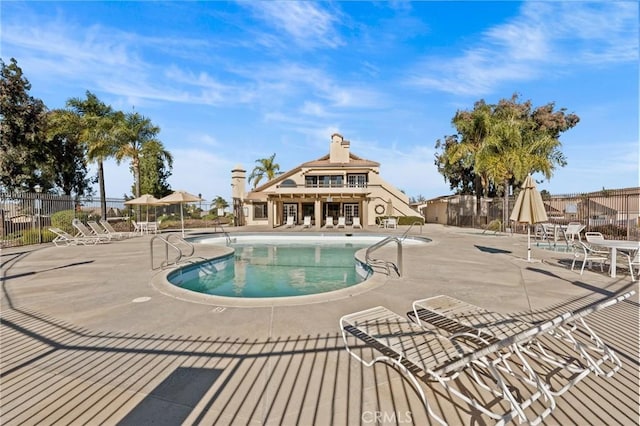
248, 151, 379, 194
300, 152, 380, 168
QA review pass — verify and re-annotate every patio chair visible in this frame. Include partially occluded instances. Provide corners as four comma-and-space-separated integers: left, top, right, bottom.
340, 306, 555, 425
386, 217, 397, 229
285, 216, 295, 228
585, 232, 605, 244
336, 216, 346, 228
48, 227, 100, 246
72, 219, 110, 243
563, 222, 585, 243
571, 240, 610, 275
410, 291, 635, 396
352, 217, 362, 229
615, 248, 639, 282
131, 219, 146, 235
324, 216, 334, 228
302, 216, 311, 229
100, 219, 134, 238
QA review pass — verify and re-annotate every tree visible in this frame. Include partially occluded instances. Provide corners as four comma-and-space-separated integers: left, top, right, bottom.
65, 91, 119, 218
210, 196, 229, 216
0, 58, 48, 191
476, 95, 578, 227
135, 142, 173, 198
44, 109, 94, 196
115, 112, 171, 198
248, 153, 280, 189
435, 94, 579, 226
435, 100, 500, 197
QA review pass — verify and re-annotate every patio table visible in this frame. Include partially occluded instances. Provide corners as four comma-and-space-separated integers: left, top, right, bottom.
595, 240, 640, 278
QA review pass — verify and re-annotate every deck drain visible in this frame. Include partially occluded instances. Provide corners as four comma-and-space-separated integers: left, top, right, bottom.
132, 296, 152, 303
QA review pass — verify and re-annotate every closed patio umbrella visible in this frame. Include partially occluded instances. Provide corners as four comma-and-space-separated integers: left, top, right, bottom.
510, 175, 548, 262
158, 190, 203, 237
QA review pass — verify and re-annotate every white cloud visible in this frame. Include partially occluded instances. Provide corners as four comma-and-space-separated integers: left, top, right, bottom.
407, 2, 638, 96
243, 1, 344, 49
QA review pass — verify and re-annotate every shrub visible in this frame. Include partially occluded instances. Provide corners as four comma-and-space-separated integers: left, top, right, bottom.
50, 209, 90, 234
19, 228, 55, 245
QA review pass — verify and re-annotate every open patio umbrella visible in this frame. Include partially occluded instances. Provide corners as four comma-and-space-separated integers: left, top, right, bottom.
158, 190, 203, 237
124, 194, 166, 222
509, 175, 548, 262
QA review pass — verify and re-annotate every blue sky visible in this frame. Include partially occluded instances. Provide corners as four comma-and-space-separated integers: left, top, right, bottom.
2, 1, 638, 202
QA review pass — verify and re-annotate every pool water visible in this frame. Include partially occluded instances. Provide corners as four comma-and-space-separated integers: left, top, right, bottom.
170, 242, 371, 298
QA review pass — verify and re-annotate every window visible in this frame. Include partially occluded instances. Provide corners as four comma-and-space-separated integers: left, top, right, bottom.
347, 174, 367, 188
307, 175, 343, 188
253, 203, 267, 219
280, 179, 297, 188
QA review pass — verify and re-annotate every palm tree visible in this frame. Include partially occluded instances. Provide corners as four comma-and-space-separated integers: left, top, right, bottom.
210, 196, 229, 217
476, 97, 568, 228
113, 112, 171, 198
248, 153, 280, 189
66, 92, 119, 218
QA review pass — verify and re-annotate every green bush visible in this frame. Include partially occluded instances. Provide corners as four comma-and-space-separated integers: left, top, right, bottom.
398, 215, 425, 226
376, 216, 424, 226
19, 228, 55, 245
51, 209, 89, 234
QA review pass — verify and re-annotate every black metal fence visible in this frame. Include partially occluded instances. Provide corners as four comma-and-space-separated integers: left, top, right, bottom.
0, 192, 216, 247
439, 188, 640, 240
4, 188, 639, 247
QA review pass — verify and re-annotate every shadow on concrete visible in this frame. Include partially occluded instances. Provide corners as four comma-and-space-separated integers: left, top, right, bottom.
474, 245, 512, 254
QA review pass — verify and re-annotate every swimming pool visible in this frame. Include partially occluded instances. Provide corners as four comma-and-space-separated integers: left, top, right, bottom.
165, 233, 430, 301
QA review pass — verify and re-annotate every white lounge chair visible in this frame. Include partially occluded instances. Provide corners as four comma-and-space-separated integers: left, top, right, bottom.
411, 292, 634, 394
341, 306, 554, 425
87, 221, 119, 240
336, 216, 346, 228
342, 290, 634, 425
302, 216, 311, 228
72, 219, 110, 242
49, 227, 100, 246
285, 216, 295, 228
100, 219, 134, 238
324, 216, 334, 228
352, 217, 362, 229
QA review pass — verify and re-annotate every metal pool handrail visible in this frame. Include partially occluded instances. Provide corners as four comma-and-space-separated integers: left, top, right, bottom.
365, 236, 403, 277
150, 233, 195, 270
401, 221, 424, 240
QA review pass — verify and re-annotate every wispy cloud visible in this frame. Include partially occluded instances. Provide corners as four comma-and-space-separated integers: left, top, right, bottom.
242, 1, 344, 49
407, 2, 638, 95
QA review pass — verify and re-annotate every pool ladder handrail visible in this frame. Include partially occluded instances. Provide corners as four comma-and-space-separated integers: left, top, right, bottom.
365, 236, 403, 277
150, 233, 196, 270
401, 220, 423, 240
212, 219, 232, 246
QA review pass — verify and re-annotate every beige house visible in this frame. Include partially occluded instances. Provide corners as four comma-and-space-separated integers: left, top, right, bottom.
231, 133, 419, 228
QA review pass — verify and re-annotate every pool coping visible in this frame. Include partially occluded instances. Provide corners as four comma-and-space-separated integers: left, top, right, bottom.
149, 232, 428, 307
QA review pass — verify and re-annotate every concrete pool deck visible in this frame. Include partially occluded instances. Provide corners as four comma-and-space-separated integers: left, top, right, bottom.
1, 224, 638, 425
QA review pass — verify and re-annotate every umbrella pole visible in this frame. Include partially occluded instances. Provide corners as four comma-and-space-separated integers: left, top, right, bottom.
180, 203, 185, 237
527, 225, 531, 262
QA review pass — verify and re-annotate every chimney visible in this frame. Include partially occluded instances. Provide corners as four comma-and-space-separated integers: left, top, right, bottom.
329, 133, 350, 163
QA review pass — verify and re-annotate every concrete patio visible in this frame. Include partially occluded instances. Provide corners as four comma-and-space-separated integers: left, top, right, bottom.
1, 224, 638, 425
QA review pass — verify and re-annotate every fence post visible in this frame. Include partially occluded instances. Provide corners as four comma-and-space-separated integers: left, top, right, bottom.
35, 185, 42, 244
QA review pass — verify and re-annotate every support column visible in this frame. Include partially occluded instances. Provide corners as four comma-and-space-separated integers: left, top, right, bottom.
362, 198, 369, 227
268, 199, 274, 228
314, 199, 322, 229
